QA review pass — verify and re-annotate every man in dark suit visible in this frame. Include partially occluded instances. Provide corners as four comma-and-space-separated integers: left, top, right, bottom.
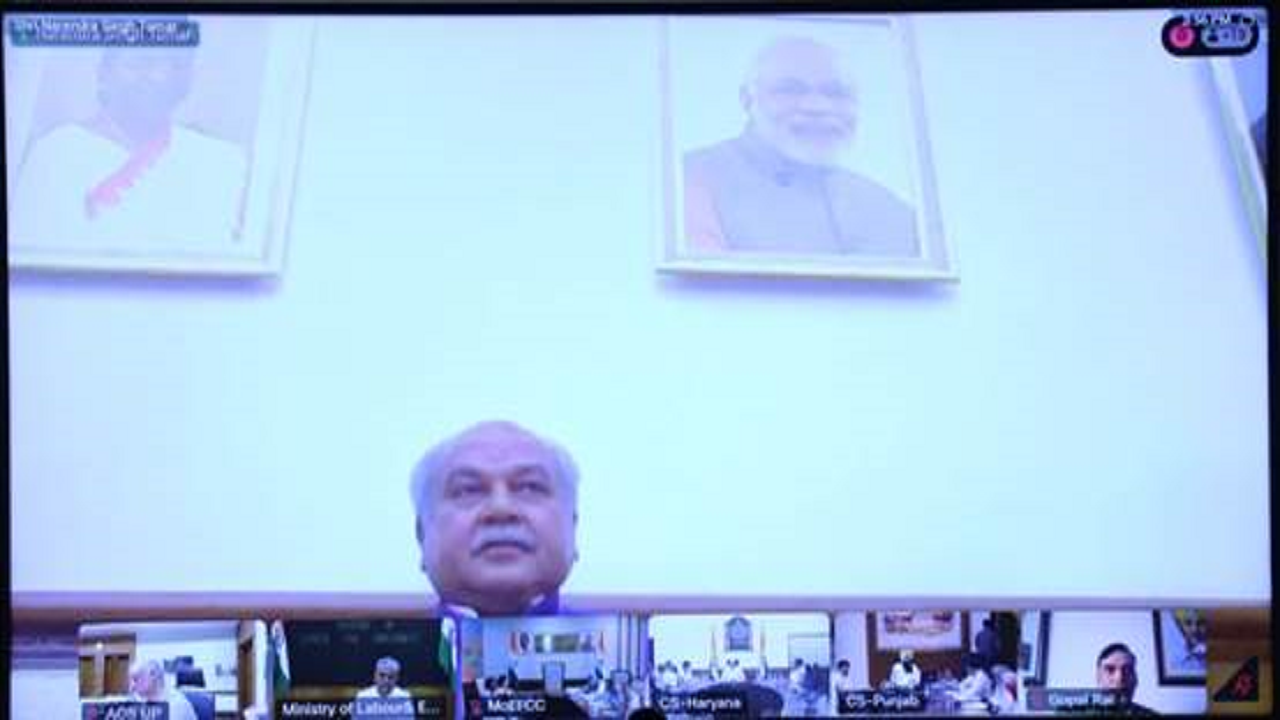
974, 617, 1001, 671
1096, 643, 1158, 715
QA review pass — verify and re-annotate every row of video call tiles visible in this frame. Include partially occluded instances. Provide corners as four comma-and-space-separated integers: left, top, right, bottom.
72, 608, 1269, 718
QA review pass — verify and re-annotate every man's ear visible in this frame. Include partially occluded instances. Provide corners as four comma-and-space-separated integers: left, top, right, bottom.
573, 507, 583, 563
415, 519, 429, 574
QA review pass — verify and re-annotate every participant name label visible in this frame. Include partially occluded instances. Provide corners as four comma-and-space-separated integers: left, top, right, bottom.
82, 702, 169, 720
1026, 687, 1125, 712
465, 692, 591, 719
479, 696, 548, 717
277, 698, 445, 719
8, 16, 199, 47
837, 690, 925, 714
653, 689, 749, 716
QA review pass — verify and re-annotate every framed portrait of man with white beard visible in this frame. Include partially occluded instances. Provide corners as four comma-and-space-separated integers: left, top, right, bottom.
658, 15, 952, 280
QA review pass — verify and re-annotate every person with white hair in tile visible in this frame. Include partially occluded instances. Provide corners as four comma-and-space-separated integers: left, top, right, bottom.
129, 659, 198, 720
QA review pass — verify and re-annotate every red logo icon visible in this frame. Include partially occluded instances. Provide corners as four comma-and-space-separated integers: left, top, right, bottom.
1167, 24, 1197, 49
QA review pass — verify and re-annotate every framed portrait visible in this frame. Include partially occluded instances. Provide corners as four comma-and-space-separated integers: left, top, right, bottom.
4, 15, 315, 275
1207, 21, 1267, 262
1153, 609, 1207, 686
1017, 610, 1049, 687
873, 611, 962, 652
657, 15, 952, 281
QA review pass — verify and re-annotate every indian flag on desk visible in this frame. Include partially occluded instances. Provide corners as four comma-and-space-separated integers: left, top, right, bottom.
438, 616, 456, 683
267, 620, 291, 699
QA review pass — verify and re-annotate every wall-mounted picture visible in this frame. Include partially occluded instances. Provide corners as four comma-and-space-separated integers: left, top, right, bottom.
4, 15, 315, 275
1208, 16, 1267, 262
874, 611, 962, 651
509, 630, 605, 656
657, 15, 951, 281
1153, 609, 1207, 686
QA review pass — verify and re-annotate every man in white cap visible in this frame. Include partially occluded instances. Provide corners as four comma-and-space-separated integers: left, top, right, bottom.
888, 649, 922, 691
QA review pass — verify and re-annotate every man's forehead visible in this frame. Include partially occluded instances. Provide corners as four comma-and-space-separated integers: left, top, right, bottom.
101, 49, 195, 71
756, 40, 848, 81
442, 425, 554, 471
1100, 652, 1135, 666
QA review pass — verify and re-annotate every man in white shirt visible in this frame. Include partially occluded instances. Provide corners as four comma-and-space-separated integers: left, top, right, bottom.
830, 659, 858, 716
832, 659, 857, 694
12, 47, 248, 250
956, 664, 992, 704
129, 659, 198, 720
659, 662, 680, 691
888, 649, 922, 691
788, 659, 808, 694
989, 665, 1019, 714
352, 657, 414, 720
678, 660, 696, 690
356, 657, 412, 699
722, 658, 747, 683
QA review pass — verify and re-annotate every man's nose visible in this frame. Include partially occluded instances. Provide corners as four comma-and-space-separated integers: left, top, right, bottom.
795, 89, 841, 112
797, 93, 827, 109
479, 484, 521, 519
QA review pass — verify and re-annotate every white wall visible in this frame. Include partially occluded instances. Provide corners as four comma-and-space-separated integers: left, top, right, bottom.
9, 669, 79, 720
7, 11, 1269, 601
251, 621, 269, 714
832, 612, 870, 689
1045, 611, 1205, 714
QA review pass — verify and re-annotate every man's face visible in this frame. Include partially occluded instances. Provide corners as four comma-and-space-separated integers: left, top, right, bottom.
374, 666, 399, 696
1096, 650, 1138, 699
419, 425, 577, 615
98, 50, 193, 139
129, 669, 159, 699
745, 39, 857, 167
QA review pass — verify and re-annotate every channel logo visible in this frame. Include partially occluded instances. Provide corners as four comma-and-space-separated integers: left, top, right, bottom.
1162, 10, 1261, 56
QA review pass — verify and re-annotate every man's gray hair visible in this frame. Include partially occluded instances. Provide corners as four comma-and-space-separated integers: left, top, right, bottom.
130, 659, 165, 685
376, 656, 402, 674
409, 421, 580, 523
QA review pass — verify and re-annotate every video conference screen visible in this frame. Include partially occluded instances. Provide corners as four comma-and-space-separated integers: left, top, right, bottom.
5, 4, 1271, 719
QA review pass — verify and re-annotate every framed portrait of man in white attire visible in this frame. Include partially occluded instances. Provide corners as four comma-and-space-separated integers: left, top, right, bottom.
5, 14, 314, 275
